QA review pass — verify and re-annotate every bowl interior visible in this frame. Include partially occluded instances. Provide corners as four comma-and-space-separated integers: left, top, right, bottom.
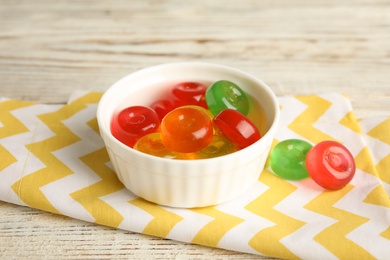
98, 62, 279, 147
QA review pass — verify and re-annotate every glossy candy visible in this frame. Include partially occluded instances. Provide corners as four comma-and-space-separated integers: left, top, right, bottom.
192, 135, 237, 159
161, 107, 213, 153
180, 105, 214, 121
150, 99, 175, 121
150, 82, 208, 121
205, 80, 249, 116
171, 82, 208, 108
306, 141, 355, 190
134, 133, 181, 159
213, 109, 260, 149
114, 80, 262, 159
111, 106, 160, 148
179, 105, 217, 137
269, 139, 312, 180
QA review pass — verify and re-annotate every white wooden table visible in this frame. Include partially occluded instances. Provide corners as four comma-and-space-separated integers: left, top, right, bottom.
1, 1, 389, 259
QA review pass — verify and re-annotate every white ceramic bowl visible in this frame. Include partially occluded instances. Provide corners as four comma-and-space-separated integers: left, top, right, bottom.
97, 62, 279, 208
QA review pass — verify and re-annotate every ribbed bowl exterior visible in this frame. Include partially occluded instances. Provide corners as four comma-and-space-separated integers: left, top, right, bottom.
103, 134, 273, 207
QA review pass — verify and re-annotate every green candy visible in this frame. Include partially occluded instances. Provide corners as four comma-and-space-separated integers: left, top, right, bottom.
205, 80, 249, 116
270, 139, 313, 180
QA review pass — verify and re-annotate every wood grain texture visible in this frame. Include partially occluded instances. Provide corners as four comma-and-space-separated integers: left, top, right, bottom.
0, 0, 389, 259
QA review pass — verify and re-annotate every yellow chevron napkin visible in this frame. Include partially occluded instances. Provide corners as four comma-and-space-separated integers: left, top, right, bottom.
1, 91, 389, 259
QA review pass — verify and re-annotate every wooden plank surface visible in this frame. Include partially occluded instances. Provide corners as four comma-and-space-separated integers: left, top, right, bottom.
0, 0, 389, 259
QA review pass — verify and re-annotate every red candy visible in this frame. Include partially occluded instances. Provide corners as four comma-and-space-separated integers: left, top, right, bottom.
161, 107, 213, 153
151, 82, 208, 121
171, 82, 208, 108
306, 141, 356, 190
150, 99, 175, 121
111, 106, 160, 148
213, 109, 261, 149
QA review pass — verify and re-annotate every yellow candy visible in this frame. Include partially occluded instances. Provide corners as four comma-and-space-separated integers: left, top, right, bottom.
191, 135, 238, 159
134, 133, 181, 159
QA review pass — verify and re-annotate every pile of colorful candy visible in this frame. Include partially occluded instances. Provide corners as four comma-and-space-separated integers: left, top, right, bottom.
270, 139, 356, 190
110, 78, 354, 190
110, 80, 262, 160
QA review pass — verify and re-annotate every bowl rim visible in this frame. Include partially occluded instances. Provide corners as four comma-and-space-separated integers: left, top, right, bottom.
97, 61, 280, 165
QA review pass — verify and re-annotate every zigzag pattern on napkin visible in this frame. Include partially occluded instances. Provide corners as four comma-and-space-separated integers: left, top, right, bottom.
0, 101, 62, 206
1, 92, 389, 259
305, 185, 373, 258
211, 181, 271, 255
368, 117, 390, 145
246, 167, 305, 259
0, 145, 16, 172
0, 99, 34, 172
366, 117, 390, 186
291, 94, 390, 259
288, 95, 335, 143
190, 207, 244, 248
252, 94, 364, 259
130, 198, 184, 238
361, 116, 390, 244
263, 94, 389, 259
72, 147, 124, 226
11, 92, 103, 215
0, 99, 34, 138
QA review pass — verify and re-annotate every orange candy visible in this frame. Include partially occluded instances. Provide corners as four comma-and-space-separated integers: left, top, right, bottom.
161, 107, 213, 153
